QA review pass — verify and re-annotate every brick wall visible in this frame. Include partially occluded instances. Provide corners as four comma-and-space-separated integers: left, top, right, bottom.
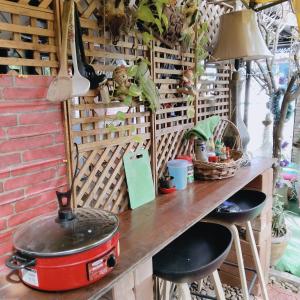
0, 75, 67, 271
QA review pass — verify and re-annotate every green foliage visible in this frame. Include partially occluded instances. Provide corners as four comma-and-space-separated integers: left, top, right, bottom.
135, 0, 170, 45
272, 193, 287, 238
116, 111, 126, 121
186, 95, 195, 118
142, 32, 154, 47
195, 23, 209, 77
107, 124, 117, 132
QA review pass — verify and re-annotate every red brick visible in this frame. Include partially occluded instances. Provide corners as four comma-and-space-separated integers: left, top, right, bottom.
15, 76, 53, 87
15, 190, 56, 212
3, 87, 47, 100
4, 169, 56, 191
0, 204, 13, 218
55, 133, 65, 143
7, 123, 59, 138
11, 159, 60, 177
0, 241, 12, 256
19, 111, 61, 125
0, 153, 21, 170
23, 144, 65, 162
0, 171, 10, 180
8, 201, 57, 227
0, 229, 15, 243
0, 219, 7, 231
0, 102, 60, 113
0, 128, 5, 139
0, 190, 24, 205
0, 115, 17, 127
0, 135, 53, 153
0, 76, 13, 87
57, 165, 67, 177
26, 177, 67, 196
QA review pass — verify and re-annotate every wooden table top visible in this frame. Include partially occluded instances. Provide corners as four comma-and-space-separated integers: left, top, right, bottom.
0, 157, 273, 300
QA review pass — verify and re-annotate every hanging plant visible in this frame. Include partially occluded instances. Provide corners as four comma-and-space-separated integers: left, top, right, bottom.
135, 0, 170, 46
195, 22, 209, 77
106, 59, 159, 133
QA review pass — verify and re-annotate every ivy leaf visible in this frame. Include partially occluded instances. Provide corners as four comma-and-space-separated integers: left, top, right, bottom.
154, 18, 163, 35
124, 95, 133, 106
142, 32, 154, 46
137, 5, 155, 23
116, 111, 126, 121
127, 65, 138, 77
187, 106, 195, 118
128, 84, 142, 97
107, 124, 117, 132
155, 1, 163, 19
133, 135, 143, 143
161, 14, 168, 30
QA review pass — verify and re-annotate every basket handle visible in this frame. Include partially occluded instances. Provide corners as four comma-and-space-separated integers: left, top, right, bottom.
216, 118, 243, 151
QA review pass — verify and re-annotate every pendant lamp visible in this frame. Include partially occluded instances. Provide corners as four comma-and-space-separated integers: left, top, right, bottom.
211, 9, 272, 150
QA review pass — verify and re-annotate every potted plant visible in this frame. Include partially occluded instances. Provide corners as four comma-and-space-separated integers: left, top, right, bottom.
270, 193, 290, 266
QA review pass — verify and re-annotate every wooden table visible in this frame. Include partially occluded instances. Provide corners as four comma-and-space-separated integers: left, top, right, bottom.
0, 157, 273, 300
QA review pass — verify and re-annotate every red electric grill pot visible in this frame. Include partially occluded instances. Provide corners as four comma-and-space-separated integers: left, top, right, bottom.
6, 190, 120, 291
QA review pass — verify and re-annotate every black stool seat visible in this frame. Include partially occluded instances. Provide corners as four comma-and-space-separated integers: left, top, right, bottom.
153, 222, 232, 283
209, 189, 266, 224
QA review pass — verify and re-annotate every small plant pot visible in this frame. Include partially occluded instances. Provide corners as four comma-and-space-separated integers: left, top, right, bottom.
159, 176, 175, 189
270, 230, 291, 266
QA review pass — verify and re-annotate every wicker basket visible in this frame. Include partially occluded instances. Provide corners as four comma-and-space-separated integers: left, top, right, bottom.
192, 119, 243, 180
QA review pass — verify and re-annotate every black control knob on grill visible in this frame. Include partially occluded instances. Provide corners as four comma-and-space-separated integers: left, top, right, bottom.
107, 255, 116, 268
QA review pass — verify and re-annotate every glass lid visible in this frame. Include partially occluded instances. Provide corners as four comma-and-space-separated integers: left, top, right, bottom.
13, 208, 119, 257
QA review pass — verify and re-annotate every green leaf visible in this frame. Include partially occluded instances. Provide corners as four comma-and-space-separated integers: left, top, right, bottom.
129, 125, 136, 133
127, 65, 138, 77
116, 111, 126, 121
154, 18, 163, 34
187, 106, 195, 118
161, 13, 168, 29
137, 5, 155, 23
133, 135, 143, 143
155, 1, 163, 19
128, 84, 142, 97
107, 124, 117, 132
124, 95, 133, 106
142, 32, 154, 46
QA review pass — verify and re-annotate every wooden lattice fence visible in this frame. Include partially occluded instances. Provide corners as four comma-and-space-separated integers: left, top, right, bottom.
0, 0, 233, 213
0, 0, 60, 74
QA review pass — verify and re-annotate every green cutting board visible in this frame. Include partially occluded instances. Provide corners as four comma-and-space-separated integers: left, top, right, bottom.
123, 149, 155, 209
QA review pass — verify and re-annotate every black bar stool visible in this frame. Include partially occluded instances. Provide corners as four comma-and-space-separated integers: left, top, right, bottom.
207, 189, 269, 300
153, 222, 233, 300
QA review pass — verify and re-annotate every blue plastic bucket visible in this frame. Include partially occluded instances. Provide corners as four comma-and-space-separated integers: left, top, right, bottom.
167, 159, 188, 190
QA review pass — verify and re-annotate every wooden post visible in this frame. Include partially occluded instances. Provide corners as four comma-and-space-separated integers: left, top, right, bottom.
111, 259, 154, 300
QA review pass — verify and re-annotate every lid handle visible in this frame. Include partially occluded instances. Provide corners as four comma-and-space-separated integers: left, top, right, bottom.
56, 190, 75, 222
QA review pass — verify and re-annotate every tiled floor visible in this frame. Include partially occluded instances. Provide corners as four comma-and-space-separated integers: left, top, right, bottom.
257, 284, 300, 300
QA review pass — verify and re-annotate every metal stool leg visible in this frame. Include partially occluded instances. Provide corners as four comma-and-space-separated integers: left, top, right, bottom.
229, 224, 250, 300
210, 271, 226, 300
246, 221, 269, 300
177, 283, 192, 300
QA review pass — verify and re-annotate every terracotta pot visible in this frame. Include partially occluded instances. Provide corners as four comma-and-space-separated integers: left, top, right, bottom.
270, 230, 291, 266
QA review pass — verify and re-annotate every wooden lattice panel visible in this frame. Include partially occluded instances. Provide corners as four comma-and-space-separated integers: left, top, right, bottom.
197, 63, 231, 121
72, 137, 151, 213
67, 1, 233, 212
154, 43, 195, 134
0, 0, 59, 74
199, 1, 232, 46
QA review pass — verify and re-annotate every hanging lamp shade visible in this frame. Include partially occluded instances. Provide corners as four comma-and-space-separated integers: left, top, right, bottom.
211, 9, 273, 61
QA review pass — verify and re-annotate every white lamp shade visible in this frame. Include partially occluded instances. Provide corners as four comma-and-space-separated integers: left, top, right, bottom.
211, 9, 273, 61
